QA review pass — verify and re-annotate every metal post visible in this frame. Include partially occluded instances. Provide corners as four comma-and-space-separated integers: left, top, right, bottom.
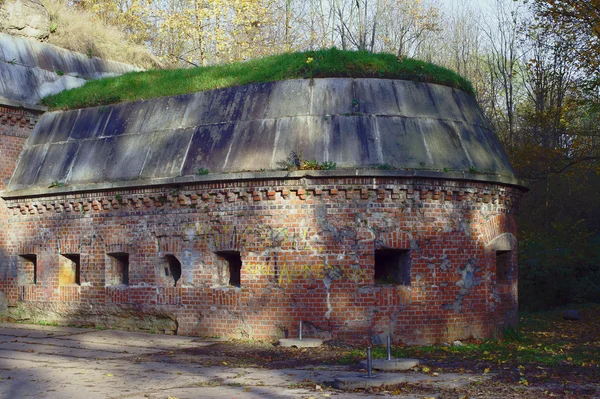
299, 321, 302, 340
387, 335, 392, 361
366, 346, 372, 377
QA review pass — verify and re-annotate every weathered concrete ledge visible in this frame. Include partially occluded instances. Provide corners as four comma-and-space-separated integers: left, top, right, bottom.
7, 78, 523, 194
2, 168, 526, 200
278, 338, 323, 348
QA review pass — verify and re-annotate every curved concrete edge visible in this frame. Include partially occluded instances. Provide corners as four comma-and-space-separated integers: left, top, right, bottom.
358, 358, 420, 371
1, 168, 528, 200
333, 374, 409, 390
278, 338, 323, 348
0, 33, 140, 79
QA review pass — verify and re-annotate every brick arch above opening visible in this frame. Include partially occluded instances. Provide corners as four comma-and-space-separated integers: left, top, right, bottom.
486, 233, 517, 252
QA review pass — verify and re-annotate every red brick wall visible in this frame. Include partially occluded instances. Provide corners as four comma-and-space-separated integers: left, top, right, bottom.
2, 176, 522, 344
0, 105, 41, 306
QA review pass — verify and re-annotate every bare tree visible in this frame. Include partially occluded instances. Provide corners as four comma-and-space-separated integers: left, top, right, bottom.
481, 0, 525, 148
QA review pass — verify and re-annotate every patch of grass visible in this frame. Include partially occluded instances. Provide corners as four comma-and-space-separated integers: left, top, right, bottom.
339, 304, 600, 372
42, 48, 473, 111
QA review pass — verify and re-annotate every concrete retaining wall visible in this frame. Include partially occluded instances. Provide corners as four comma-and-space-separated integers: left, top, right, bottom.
0, 33, 139, 106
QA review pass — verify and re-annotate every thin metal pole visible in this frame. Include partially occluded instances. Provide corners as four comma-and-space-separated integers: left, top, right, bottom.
299, 321, 302, 340
387, 335, 392, 361
366, 346, 372, 377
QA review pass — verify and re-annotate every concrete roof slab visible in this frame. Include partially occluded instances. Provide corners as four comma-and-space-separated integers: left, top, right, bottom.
102, 101, 149, 137
7, 145, 48, 191
264, 80, 310, 118
6, 34, 36, 67
0, 62, 41, 103
419, 118, 471, 170
269, 116, 329, 168
70, 107, 113, 140
225, 119, 278, 172
40, 108, 78, 144
394, 80, 439, 118
376, 116, 430, 170
141, 128, 195, 179
34, 141, 79, 187
460, 123, 514, 175
309, 78, 354, 115
355, 78, 401, 115
138, 95, 190, 132
105, 134, 152, 181
182, 123, 237, 175
66, 137, 116, 184
452, 89, 488, 127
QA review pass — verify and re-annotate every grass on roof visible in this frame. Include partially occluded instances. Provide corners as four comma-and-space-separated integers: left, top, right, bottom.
41, 48, 474, 111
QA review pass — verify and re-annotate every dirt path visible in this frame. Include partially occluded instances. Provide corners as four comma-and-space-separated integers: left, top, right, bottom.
1, 317, 597, 398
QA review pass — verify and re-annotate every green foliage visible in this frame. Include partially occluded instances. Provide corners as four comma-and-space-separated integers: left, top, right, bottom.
48, 181, 65, 188
339, 305, 600, 369
42, 48, 473, 110
196, 168, 209, 176
519, 223, 600, 312
277, 151, 336, 171
320, 161, 337, 170
55, 69, 64, 76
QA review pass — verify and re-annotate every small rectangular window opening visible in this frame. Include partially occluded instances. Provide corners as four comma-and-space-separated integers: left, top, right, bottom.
215, 251, 242, 287
374, 249, 411, 286
107, 252, 129, 285
496, 250, 511, 282
20, 254, 37, 284
59, 254, 81, 286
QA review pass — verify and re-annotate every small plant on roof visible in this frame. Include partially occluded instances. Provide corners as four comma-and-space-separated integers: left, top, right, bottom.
278, 151, 336, 171
48, 181, 65, 188
277, 150, 302, 171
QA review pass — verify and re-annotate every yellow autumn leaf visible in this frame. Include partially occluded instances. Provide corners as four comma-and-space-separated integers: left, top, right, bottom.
484, 367, 490, 374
